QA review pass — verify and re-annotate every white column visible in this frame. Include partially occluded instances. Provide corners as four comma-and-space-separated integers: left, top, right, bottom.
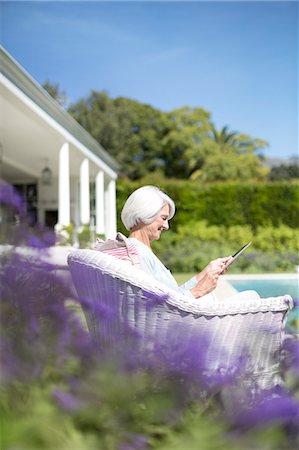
105, 178, 117, 239
80, 158, 90, 225
58, 142, 70, 226
95, 170, 105, 235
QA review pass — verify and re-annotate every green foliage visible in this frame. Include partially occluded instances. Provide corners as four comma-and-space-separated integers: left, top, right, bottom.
68, 91, 268, 181
77, 224, 93, 248
160, 107, 212, 178
1, 355, 246, 450
116, 180, 298, 273
56, 224, 98, 248
269, 163, 299, 181
3, 351, 297, 450
153, 240, 297, 275
42, 80, 69, 108
117, 180, 299, 230
69, 92, 168, 180
154, 401, 293, 450
151, 221, 298, 273
210, 125, 268, 154
1, 385, 96, 450
155, 404, 240, 450
191, 152, 269, 182
56, 223, 75, 246
2, 364, 296, 450
173, 221, 298, 253
188, 125, 270, 182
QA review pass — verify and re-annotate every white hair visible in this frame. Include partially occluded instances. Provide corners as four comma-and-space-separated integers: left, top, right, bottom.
121, 185, 176, 231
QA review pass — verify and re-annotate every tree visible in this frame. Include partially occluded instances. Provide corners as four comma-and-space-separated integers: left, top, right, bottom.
210, 125, 237, 150
269, 163, 299, 181
69, 92, 169, 179
210, 125, 268, 155
190, 152, 269, 182
185, 124, 270, 181
42, 80, 69, 108
160, 107, 213, 178
68, 90, 269, 182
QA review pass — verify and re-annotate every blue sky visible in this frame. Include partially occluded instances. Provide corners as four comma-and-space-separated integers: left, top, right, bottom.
1, 1, 298, 159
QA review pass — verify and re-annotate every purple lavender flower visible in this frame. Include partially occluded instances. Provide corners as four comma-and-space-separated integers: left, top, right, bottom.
26, 232, 56, 249
282, 337, 299, 376
53, 388, 82, 412
142, 289, 169, 310
0, 181, 25, 215
201, 359, 244, 390
120, 433, 149, 450
0, 248, 96, 382
139, 324, 243, 397
233, 388, 299, 429
79, 295, 116, 321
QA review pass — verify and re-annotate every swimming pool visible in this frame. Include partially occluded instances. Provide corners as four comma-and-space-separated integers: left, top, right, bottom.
224, 274, 299, 334
224, 274, 298, 299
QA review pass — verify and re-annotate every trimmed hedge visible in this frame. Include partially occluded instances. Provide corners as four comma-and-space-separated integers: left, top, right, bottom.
151, 221, 298, 273
116, 180, 299, 231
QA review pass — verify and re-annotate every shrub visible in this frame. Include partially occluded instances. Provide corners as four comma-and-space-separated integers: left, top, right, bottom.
77, 224, 93, 248
269, 163, 299, 181
55, 223, 75, 246
117, 180, 299, 230
152, 221, 298, 273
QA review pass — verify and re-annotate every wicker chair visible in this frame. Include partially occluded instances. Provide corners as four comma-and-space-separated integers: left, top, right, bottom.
68, 249, 293, 390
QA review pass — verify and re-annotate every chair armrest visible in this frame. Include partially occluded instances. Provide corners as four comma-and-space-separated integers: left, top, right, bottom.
68, 249, 293, 316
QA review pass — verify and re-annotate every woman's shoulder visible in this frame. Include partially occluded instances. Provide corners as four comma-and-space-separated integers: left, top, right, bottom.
128, 237, 150, 253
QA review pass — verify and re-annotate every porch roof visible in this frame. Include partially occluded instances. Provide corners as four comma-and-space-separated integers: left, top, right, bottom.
1, 46, 119, 179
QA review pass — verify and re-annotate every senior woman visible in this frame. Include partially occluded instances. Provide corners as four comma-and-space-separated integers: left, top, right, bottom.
119, 185, 235, 300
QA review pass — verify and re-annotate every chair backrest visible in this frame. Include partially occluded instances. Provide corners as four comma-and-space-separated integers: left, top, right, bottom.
68, 249, 293, 390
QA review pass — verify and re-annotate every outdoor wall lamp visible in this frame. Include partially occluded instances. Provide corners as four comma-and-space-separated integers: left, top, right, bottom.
41, 159, 52, 185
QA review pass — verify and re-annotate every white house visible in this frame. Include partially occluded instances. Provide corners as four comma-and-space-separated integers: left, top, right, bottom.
0, 46, 119, 239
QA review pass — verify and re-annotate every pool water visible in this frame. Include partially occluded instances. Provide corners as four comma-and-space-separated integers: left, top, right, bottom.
229, 279, 298, 299
228, 277, 299, 334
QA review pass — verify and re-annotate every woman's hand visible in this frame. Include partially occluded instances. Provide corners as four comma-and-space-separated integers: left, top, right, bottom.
191, 270, 220, 298
196, 257, 232, 282
221, 256, 234, 274
191, 256, 233, 298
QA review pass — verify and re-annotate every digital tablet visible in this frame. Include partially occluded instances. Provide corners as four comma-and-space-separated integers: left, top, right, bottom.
226, 241, 252, 267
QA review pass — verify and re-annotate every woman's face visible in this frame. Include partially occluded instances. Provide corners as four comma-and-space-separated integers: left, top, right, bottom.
144, 203, 170, 242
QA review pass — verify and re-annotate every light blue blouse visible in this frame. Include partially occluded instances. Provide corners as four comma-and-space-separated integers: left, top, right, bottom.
128, 237, 197, 298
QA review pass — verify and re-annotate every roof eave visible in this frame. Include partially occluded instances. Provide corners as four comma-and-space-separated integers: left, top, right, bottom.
0, 46, 120, 173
